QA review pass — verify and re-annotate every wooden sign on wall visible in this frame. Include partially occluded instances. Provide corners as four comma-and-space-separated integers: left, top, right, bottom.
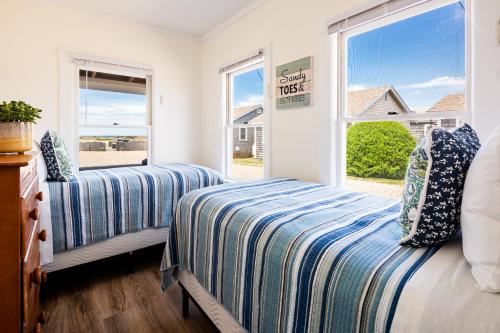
276, 56, 312, 110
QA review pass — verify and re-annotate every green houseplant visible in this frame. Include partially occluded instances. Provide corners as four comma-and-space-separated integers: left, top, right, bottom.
0, 101, 42, 153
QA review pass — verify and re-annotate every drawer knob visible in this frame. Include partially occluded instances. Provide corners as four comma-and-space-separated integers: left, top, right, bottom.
36, 191, 43, 202
31, 267, 47, 285
38, 229, 47, 242
29, 207, 39, 221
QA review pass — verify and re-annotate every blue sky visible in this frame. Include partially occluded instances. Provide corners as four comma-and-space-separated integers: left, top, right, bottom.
232, 68, 264, 108
347, 1, 465, 111
80, 89, 146, 125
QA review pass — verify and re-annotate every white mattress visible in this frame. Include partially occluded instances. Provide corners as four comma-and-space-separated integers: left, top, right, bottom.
393, 233, 500, 332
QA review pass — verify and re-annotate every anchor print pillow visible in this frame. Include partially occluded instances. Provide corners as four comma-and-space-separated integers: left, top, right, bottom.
399, 124, 480, 247
40, 130, 74, 181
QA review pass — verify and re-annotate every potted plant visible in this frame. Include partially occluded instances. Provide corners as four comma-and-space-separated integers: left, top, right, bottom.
0, 101, 42, 154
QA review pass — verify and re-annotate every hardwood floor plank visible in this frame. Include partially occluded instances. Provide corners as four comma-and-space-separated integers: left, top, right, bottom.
42, 245, 218, 333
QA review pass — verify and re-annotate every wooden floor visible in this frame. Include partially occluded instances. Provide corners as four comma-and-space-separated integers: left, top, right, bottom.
42, 245, 218, 333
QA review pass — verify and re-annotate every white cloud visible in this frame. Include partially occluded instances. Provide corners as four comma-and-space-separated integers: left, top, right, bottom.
399, 76, 465, 90
237, 95, 263, 107
81, 102, 147, 125
347, 84, 370, 92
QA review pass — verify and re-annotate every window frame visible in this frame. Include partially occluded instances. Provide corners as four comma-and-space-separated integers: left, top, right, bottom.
333, 0, 471, 188
222, 59, 266, 180
75, 62, 153, 169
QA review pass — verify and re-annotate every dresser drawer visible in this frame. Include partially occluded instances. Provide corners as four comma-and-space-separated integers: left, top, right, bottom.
22, 221, 45, 333
20, 159, 38, 194
21, 176, 44, 256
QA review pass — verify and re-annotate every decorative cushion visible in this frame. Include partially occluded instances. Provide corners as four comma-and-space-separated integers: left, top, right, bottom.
461, 125, 500, 292
40, 130, 73, 181
33, 140, 48, 182
399, 124, 480, 247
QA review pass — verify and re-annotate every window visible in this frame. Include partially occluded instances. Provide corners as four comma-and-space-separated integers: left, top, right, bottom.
335, 0, 468, 199
224, 60, 265, 181
79, 68, 152, 169
239, 127, 248, 141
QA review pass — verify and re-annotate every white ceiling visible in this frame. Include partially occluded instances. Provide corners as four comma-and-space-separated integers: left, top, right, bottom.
48, 0, 257, 36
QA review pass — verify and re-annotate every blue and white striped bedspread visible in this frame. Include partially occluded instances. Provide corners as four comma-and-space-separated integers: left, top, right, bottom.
161, 178, 440, 333
49, 164, 223, 253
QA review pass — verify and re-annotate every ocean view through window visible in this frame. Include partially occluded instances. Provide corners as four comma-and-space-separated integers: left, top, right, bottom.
79, 69, 151, 169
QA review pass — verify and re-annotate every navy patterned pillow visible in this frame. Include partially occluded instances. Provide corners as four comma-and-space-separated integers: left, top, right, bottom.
40, 130, 74, 181
399, 124, 481, 247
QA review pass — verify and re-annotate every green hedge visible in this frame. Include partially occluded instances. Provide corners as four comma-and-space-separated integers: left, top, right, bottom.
346, 121, 416, 179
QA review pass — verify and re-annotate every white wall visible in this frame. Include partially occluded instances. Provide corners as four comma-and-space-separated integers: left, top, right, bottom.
200, 0, 500, 183
0, 0, 201, 164
472, 0, 500, 142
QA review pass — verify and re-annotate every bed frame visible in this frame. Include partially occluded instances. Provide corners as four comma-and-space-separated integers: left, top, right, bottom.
176, 270, 246, 333
43, 228, 169, 272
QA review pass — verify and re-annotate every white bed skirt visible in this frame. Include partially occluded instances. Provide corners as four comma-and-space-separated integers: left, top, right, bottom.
43, 227, 169, 272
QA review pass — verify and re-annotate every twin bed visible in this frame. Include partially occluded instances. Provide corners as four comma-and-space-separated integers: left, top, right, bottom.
39, 162, 223, 271
38, 160, 500, 332
161, 178, 500, 333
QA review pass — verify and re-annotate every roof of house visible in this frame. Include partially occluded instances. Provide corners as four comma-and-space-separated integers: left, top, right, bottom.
347, 86, 411, 116
426, 93, 465, 112
233, 105, 264, 124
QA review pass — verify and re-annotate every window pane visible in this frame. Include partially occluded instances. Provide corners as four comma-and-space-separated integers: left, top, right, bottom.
346, 2, 466, 117
79, 70, 147, 126
344, 118, 461, 199
228, 65, 264, 180
79, 127, 148, 168
231, 125, 264, 181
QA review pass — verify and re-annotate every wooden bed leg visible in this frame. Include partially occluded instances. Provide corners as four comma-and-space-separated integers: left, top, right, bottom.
126, 251, 135, 274
181, 286, 189, 318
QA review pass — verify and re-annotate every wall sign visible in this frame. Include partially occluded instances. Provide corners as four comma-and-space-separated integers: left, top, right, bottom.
276, 56, 312, 110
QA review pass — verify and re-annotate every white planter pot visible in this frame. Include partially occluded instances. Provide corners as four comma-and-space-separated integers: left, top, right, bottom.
0, 122, 33, 153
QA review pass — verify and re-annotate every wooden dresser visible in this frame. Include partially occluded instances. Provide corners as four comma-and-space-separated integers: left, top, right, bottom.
0, 152, 47, 333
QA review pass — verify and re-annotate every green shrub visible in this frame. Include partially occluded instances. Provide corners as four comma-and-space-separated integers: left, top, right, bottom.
346, 121, 416, 179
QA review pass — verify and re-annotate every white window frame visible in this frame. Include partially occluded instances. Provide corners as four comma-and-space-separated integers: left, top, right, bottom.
239, 127, 248, 141
222, 59, 267, 180
333, 0, 471, 187
59, 52, 154, 168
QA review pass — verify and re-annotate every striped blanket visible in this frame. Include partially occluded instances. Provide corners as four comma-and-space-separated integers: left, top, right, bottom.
161, 179, 440, 333
48, 164, 223, 252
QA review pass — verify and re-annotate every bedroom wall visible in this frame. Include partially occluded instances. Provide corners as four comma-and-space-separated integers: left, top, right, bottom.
472, 0, 500, 142
200, 0, 500, 183
0, 0, 201, 164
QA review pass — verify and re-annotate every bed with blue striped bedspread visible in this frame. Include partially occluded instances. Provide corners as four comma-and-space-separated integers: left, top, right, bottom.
161, 178, 440, 333
48, 163, 223, 253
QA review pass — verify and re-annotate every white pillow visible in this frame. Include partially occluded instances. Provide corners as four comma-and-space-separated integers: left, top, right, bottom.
33, 140, 48, 182
461, 125, 500, 292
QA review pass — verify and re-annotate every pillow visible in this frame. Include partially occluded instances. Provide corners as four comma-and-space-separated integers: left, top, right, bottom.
461, 125, 500, 292
399, 124, 480, 247
33, 140, 48, 182
40, 130, 73, 181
